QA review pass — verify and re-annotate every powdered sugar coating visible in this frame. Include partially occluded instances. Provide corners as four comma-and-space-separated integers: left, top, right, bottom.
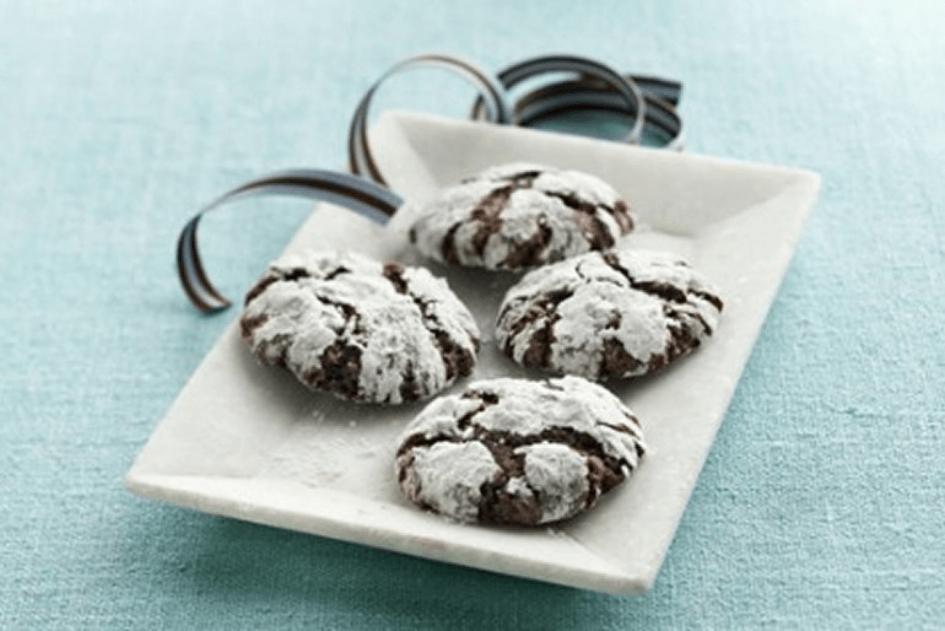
408, 163, 634, 271
496, 250, 724, 381
395, 376, 646, 525
515, 443, 589, 523
402, 441, 500, 523
240, 251, 479, 404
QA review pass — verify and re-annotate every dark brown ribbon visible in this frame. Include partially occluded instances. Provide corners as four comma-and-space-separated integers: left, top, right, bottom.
348, 53, 514, 186
470, 55, 648, 143
177, 169, 402, 313
176, 54, 684, 313
505, 73, 684, 150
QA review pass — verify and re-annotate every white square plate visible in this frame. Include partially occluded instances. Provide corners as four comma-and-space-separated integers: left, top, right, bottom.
127, 112, 820, 594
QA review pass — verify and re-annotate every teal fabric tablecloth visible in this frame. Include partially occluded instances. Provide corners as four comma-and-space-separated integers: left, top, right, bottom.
2, 1, 944, 628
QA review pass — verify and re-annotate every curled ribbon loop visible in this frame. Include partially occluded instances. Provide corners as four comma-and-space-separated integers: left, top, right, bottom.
177, 54, 686, 313
471, 57, 683, 149
177, 170, 403, 313
630, 75, 683, 106
510, 74, 685, 150
348, 53, 513, 186
473, 54, 647, 145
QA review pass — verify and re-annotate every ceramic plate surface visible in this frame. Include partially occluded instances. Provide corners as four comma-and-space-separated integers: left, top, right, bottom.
127, 112, 820, 594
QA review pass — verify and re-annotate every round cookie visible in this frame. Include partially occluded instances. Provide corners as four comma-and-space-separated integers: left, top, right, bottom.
395, 376, 646, 525
408, 162, 634, 271
240, 251, 480, 404
496, 250, 723, 381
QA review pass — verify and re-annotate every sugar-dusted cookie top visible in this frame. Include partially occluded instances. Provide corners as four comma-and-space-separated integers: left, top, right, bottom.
240, 251, 479, 404
496, 250, 723, 380
395, 376, 646, 525
409, 163, 634, 271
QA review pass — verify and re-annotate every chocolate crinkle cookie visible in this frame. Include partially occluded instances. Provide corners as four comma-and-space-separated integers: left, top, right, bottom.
240, 251, 480, 405
395, 376, 646, 526
496, 250, 723, 381
408, 163, 634, 271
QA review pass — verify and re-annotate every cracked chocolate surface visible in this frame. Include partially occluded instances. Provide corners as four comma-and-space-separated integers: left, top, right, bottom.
496, 250, 724, 381
394, 376, 646, 525
240, 251, 480, 404
408, 163, 634, 271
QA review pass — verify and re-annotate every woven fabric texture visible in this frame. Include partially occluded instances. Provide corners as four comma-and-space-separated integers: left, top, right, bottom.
1, 1, 943, 628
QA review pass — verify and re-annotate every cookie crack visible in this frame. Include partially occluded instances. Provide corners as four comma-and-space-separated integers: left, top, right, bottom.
469, 186, 514, 256
457, 388, 499, 427
395, 390, 498, 459
245, 272, 286, 305
545, 192, 616, 251
299, 293, 365, 397
575, 261, 624, 290
398, 362, 418, 402
244, 265, 348, 305
611, 199, 634, 232
601, 252, 690, 304
382, 263, 476, 383
476, 442, 542, 525
500, 287, 574, 369
690, 310, 713, 335
690, 288, 724, 311
502, 218, 553, 268
395, 433, 462, 463
600, 419, 643, 437
308, 291, 363, 335
304, 339, 363, 399
440, 222, 463, 265
600, 338, 646, 380
241, 264, 370, 398
553, 190, 633, 232
648, 304, 703, 371
601, 303, 702, 378
436, 171, 543, 265
324, 266, 351, 281
468, 171, 543, 259
466, 424, 637, 511
240, 313, 268, 339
